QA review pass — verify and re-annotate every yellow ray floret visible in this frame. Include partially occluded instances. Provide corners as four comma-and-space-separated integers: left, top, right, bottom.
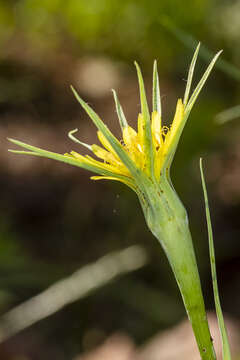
9, 48, 221, 190
64, 101, 185, 184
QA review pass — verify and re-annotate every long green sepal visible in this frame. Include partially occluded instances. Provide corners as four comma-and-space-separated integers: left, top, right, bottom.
183, 42, 200, 106
185, 50, 222, 117
134, 62, 154, 176
200, 158, 232, 360
162, 50, 222, 173
112, 89, 128, 129
152, 60, 161, 115
8, 138, 135, 185
71, 86, 140, 180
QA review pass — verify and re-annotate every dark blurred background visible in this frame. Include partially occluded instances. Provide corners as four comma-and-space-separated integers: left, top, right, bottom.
0, 0, 240, 359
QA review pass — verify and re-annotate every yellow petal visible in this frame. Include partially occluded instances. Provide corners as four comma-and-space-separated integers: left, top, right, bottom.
91, 175, 136, 190
85, 155, 130, 176
69, 151, 87, 161
97, 131, 117, 155
68, 151, 123, 175
137, 113, 145, 150
122, 126, 139, 164
91, 144, 121, 165
122, 126, 138, 149
123, 125, 147, 170
150, 112, 162, 180
169, 99, 184, 139
151, 111, 163, 151
163, 99, 184, 153
151, 111, 161, 136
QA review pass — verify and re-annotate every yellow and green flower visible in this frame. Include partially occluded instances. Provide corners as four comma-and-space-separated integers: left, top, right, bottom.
9, 44, 220, 195
8, 44, 222, 360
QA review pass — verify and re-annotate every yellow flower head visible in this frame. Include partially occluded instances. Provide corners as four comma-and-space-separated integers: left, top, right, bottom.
8, 44, 221, 193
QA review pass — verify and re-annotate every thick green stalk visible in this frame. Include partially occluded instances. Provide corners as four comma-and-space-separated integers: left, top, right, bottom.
138, 177, 216, 359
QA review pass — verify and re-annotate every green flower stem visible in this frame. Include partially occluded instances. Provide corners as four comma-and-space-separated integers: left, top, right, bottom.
138, 176, 216, 359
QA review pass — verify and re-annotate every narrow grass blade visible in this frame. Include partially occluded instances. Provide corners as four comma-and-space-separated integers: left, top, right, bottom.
183, 43, 200, 106
71, 86, 140, 179
215, 105, 240, 124
152, 60, 161, 116
0, 245, 147, 343
134, 62, 154, 175
112, 89, 128, 129
200, 158, 232, 360
185, 51, 222, 117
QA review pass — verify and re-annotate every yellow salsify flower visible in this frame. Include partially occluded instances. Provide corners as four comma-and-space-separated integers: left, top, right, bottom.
66, 97, 182, 186
8, 44, 220, 197
8, 44, 223, 360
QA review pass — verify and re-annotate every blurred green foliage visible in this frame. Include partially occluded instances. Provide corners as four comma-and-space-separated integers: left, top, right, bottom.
0, 0, 211, 64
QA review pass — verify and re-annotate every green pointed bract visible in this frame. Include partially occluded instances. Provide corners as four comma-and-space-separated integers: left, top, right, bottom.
71, 86, 141, 181
162, 48, 222, 173
183, 42, 200, 106
152, 60, 161, 115
8, 138, 134, 185
134, 62, 154, 177
185, 50, 223, 118
112, 89, 128, 129
200, 159, 232, 360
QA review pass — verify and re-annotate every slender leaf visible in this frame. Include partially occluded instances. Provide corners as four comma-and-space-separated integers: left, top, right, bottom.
200, 158, 232, 360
